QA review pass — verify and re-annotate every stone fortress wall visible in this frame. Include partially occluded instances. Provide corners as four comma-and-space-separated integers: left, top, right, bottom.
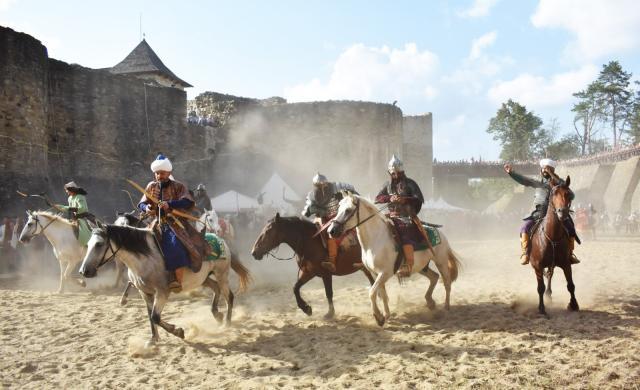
0, 26, 215, 216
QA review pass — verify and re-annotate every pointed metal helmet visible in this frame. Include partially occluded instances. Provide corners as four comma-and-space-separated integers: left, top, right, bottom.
388, 154, 404, 173
196, 183, 206, 191
312, 172, 328, 186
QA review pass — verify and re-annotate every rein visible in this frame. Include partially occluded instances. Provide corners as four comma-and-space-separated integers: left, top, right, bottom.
30, 213, 59, 237
333, 198, 388, 232
96, 233, 122, 268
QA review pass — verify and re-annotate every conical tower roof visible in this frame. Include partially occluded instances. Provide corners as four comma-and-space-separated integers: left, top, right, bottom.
110, 39, 192, 88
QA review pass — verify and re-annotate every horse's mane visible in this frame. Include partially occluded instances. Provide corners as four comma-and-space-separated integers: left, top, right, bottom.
350, 194, 390, 223
100, 224, 153, 256
34, 211, 73, 225
274, 216, 317, 232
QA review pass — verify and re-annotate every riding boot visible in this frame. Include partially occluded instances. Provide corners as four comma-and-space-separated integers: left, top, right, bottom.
321, 238, 338, 272
520, 233, 530, 265
168, 267, 184, 292
568, 237, 580, 264
399, 244, 414, 277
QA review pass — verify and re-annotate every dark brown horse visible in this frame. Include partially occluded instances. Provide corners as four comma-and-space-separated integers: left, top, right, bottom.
530, 176, 579, 315
251, 213, 374, 318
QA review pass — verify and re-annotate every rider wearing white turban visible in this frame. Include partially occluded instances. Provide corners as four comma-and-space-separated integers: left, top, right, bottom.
504, 158, 580, 266
151, 154, 173, 173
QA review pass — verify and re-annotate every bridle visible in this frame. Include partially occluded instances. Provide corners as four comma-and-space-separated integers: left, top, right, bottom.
332, 196, 387, 233
541, 185, 573, 265
26, 213, 57, 238
94, 230, 122, 269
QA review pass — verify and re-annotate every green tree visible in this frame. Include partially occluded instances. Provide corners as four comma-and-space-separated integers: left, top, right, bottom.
572, 83, 603, 155
487, 99, 547, 161
592, 61, 633, 147
630, 81, 640, 144
545, 134, 581, 159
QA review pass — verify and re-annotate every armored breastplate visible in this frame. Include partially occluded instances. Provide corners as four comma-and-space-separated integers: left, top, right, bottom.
533, 187, 549, 207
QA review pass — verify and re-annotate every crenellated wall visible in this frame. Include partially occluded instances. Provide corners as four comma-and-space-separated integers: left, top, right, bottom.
0, 26, 216, 216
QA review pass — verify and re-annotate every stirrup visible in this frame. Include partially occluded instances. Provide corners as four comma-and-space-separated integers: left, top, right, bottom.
570, 254, 580, 264
321, 261, 336, 272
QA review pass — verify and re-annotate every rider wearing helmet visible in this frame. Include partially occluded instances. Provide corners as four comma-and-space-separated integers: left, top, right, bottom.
302, 172, 357, 272
375, 155, 425, 277
504, 158, 580, 265
193, 183, 212, 215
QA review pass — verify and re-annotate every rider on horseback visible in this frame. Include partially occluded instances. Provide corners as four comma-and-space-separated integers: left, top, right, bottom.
56, 181, 96, 245
302, 172, 357, 272
193, 183, 213, 216
504, 158, 580, 265
138, 154, 209, 292
375, 155, 425, 277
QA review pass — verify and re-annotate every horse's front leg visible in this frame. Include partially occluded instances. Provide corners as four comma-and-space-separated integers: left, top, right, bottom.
378, 284, 391, 320
369, 272, 392, 327
140, 291, 159, 346
294, 268, 315, 316
113, 262, 125, 289
57, 261, 66, 293
321, 274, 335, 319
545, 267, 554, 299
152, 293, 184, 340
120, 282, 133, 306
535, 269, 547, 315
562, 266, 579, 311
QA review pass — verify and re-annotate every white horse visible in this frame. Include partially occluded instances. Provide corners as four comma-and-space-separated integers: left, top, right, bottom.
328, 194, 461, 327
19, 211, 87, 293
79, 223, 251, 345
200, 209, 235, 245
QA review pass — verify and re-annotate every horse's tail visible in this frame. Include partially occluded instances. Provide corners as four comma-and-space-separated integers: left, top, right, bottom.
447, 248, 462, 283
230, 251, 252, 293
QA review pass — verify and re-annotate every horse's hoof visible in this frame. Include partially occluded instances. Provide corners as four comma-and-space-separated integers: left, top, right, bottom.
568, 301, 580, 311
79, 280, 86, 288
145, 339, 157, 348
302, 305, 312, 316
426, 299, 436, 310
374, 313, 385, 327
175, 328, 185, 339
120, 298, 128, 306
324, 311, 335, 320
213, 312, 224, 323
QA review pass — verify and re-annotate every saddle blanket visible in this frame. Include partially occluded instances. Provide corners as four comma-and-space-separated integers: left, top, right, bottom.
204, 233, 226, 261
415, 224, 441, 251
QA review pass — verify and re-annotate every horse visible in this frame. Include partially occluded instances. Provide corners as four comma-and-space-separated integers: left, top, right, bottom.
529, 176, 579, 315
200, 210, 236, 243
19, 211, 88, 292
251, 213, 375, 318
79, 223, 251, 345
327, 194, 461, 327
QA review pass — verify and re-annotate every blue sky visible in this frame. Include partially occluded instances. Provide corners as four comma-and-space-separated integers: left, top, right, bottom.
2, 0, 639, 160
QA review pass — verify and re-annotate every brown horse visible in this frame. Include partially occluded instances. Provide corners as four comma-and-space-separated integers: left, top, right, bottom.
251, 213, 374, 318
529, 176, 579, 315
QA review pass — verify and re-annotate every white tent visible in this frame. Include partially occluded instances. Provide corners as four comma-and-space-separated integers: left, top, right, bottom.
257, 173, 302, 213
424, 197, 468, 211
211, 190, 259, 213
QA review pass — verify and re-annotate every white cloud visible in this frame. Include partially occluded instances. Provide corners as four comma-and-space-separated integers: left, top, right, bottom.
469, 31, 497, 60
284, 43, 438, 103
531, 0, 640, 61
487, 64, 599, 108
457, 0, 500, 18
0, 0, 17, 11
442, 31, 513, 96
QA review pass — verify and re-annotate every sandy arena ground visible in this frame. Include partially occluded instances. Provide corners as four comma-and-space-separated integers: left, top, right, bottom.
1, 237, 639, 389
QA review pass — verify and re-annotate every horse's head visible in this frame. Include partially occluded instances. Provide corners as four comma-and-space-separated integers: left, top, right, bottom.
202, 209, 220, 233
328, 192, 359, 238
550, 176, 574, 222
251, 212, 286, 260
19, 211, 40, 243
79, 223, 114, 278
